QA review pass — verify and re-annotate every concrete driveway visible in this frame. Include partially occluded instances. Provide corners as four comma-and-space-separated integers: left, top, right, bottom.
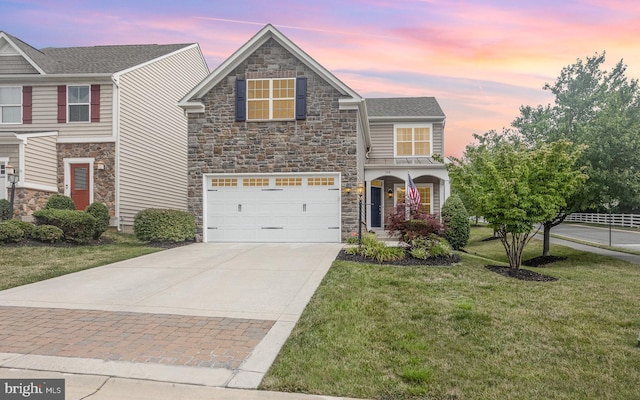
0, 242, 343, 391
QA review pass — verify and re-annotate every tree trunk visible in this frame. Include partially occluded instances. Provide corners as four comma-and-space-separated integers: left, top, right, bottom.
543, 223, 552, 257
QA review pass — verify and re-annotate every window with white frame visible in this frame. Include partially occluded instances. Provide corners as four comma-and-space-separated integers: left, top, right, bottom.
68, 85, 90, 122
247, 78, 295, 120
0, 86, 21, 124
395, 124, 432, 157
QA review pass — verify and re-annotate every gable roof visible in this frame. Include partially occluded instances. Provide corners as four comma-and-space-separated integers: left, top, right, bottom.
0, 31, 197, 75
365, 97, 445, 119
179, 24, 363, 112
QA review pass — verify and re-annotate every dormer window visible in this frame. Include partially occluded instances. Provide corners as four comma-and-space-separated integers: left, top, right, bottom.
68, 85, 90, 122
0, 86, 21, 124
395, 124, 432, 157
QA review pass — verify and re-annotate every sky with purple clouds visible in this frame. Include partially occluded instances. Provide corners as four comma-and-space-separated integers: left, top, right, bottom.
3, 0, 639, 157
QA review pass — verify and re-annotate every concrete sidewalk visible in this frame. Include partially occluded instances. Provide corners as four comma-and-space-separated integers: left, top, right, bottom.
0, 368, 359, 400
0, 243, 343, 391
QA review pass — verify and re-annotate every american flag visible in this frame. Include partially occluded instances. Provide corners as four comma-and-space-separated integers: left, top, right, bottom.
407, 174, 421, 209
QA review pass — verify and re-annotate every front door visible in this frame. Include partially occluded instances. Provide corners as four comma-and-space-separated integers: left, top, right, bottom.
371, 186, 382, 227
70, 163, 90, 210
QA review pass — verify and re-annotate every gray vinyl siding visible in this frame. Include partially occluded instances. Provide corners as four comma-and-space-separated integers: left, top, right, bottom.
118, 46, 209, 226
24, 135, 57, 187
368, 121, 444, 159
3, 84, 114, 138
0, 56, 39, 74
0, 144, 19, 166
432, 122, 444, 156
369, 123, 394, 159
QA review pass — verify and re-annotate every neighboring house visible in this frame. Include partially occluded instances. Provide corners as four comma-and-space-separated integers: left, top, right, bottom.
0, 31, 209, 229
180, 24, 450, 242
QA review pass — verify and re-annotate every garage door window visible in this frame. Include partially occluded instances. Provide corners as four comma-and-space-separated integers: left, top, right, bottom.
308, 177, 335, 186
243, 178, 269, 186
276, 177, 302, 186
211, 178, 238, 187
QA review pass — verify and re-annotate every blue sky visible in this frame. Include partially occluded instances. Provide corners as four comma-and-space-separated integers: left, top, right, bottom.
3, 0, 639, 156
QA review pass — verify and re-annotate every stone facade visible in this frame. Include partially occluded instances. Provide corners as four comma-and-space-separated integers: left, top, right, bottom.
12, 188, 53, 218
57, 142, 116, 216
187, 38, 360, 241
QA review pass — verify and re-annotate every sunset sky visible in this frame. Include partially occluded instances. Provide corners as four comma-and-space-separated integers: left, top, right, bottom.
3, 0, 639, 157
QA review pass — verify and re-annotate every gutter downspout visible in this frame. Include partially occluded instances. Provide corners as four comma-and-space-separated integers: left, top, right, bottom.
111, 75, 122, 231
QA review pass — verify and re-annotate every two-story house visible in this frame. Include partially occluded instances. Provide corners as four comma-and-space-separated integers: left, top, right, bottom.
0, 31, 209, 229
180, 24, 450, 242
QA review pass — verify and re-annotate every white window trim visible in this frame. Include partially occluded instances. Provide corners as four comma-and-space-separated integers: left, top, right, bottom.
67, 85, 91, 123
247, 78, 296, 121
63, 158, 94, 204
393, 123, 433, 157
393, 182, 434, 211
0, 86, 22, 125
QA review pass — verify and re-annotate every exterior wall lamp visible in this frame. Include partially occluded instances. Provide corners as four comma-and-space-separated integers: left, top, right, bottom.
95, 161, 106, 170
387, 189, 393, 198
6, 165, 18, 219
357, 181, 364, 247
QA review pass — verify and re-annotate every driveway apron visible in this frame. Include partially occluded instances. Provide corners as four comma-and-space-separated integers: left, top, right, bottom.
0, 242, 342, 389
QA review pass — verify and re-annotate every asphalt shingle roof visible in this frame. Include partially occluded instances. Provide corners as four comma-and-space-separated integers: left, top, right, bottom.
2, 31, 194, 74
365, 97, 445, 118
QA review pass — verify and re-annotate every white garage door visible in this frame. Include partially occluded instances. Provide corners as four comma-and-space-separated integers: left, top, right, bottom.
205, 173, 341, 242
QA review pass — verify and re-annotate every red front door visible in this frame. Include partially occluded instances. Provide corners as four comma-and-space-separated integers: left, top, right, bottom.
70, 163, 90, 210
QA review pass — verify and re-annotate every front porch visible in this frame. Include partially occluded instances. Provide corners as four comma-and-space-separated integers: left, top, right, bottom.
363, 166, 450, 232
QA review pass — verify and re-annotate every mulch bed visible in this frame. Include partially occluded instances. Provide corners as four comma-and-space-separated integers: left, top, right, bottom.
335, 249, 460, 266
485, 265, 558, 282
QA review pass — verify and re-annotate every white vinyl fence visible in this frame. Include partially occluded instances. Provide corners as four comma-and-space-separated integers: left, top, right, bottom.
565, 213, 640, 228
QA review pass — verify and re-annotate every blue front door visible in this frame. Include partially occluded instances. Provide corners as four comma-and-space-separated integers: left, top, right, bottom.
371, 186, 382, 227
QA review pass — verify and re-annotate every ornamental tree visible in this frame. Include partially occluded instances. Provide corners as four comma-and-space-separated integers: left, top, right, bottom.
447, 139, 585, 272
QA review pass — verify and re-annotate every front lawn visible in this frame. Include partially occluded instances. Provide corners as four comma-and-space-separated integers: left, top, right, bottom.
0, 231, 161, 291
261, 226, 640, 399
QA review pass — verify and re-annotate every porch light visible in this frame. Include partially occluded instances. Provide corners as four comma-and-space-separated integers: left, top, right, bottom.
7, 165, 18, 219
387, 189, 393, 198
344, 184, 352, 194
356, 181, 364, 197
95, 161, 106, 170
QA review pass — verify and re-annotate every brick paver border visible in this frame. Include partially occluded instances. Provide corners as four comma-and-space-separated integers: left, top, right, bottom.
0, 306, 275, 369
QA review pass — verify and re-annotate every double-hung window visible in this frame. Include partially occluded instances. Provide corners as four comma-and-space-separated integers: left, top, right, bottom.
68, 85, 90, 122
248, 78, 295, 120
395, 124, 432, 157
0, 86, 22, 124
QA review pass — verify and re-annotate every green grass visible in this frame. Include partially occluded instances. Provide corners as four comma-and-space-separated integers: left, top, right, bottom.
261, 226, 640, 399
0, 230, 161, 290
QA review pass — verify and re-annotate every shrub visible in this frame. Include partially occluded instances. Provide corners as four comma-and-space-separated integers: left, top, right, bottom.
31, 225, 64, 243
85, 202, 110, 239
0, 199, 10, 221
3, 219, 35, 238
410, 246, 429, 260
44, 194, 76, 210
353, 233, 405, 263
32, 209, 96, 244
427, 235, 453, 257
134, 208, 195, 242
386, 203, 446, 244
0, 222, 24, 243
442, 194, 470, 250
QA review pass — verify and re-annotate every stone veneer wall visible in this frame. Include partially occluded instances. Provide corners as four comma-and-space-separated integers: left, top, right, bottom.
12, 188, 53, 218
187, 38, 360, 241
57, 143, 116, 216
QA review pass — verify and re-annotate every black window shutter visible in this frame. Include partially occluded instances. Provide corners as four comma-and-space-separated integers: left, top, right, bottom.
295, 77, 307, 120
235, 79, 246, 121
